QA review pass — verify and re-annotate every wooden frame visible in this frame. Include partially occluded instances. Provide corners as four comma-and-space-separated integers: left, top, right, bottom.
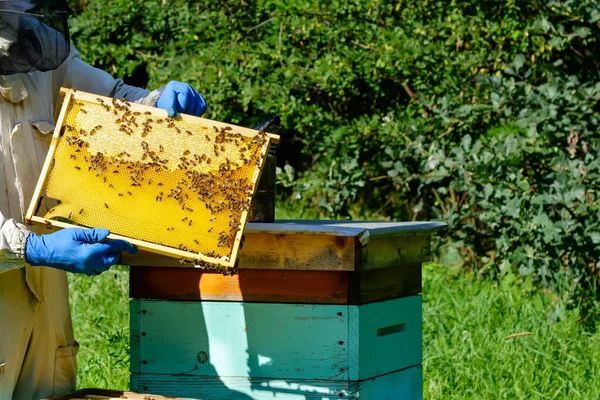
25, 88, 279, 270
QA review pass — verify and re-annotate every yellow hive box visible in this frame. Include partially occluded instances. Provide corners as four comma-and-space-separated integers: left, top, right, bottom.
25, 88, 279, 273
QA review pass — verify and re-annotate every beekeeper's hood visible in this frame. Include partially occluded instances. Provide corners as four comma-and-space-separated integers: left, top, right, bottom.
0, 0, 73, 75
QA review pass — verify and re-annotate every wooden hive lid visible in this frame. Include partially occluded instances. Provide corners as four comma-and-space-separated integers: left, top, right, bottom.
123, 220, 447, 272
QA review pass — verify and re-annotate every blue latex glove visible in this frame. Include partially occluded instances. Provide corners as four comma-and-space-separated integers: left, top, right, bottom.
25, 228, 137, 276
156, 81, 207, 117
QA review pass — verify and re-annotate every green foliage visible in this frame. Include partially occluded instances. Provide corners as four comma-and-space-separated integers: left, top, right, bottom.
70, 0, 600, 318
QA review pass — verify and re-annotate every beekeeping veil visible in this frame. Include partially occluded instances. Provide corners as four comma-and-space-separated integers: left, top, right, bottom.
0, 0, 73, 75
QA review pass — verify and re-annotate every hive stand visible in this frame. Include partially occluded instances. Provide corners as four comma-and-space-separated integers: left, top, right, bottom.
124, 220, 447, 400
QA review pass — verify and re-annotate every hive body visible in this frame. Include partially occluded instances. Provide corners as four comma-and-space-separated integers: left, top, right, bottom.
127, 221, 447, 399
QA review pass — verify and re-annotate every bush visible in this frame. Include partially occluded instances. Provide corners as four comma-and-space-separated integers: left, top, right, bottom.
70, 0, 600, 321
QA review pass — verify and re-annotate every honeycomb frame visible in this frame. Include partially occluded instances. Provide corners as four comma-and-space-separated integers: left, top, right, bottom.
25, 88, 279, 272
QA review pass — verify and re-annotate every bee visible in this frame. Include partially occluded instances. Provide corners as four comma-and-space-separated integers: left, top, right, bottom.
148, 178, 153, 185
188, 220, 193, 226
70, 154, 76, 160
97, 98, 104, 103
113, 170, 119, 173
186, 130, 193, 136
80, 109, 87, 114
175, 127, 180, 133
205, 135, 210, 141
79, 208, 84, 214
144, 111, 152, 115
119, 193, 124, 196
210, 217, 216, 222
167, 227, 174, 231
183, 150, 190, 156
208, 227, 214, 233
74, 166, 81, 170
220, 145, 225, 152
103, 177, 107, 183
104, 202, 109, 208
109, 184, 114, 188
134, 112, 141, 116
159, 145, 164, 153
194, 239, 199, 244
127, 191, 132, 196
68, 212, 73, 219
207, 158, 211, 164
182, 217, 188, 222
158, 182, 163, 186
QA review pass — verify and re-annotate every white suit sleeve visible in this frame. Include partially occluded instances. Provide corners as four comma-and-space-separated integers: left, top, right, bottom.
0, 212, 29, 273
58, 45, 163, 105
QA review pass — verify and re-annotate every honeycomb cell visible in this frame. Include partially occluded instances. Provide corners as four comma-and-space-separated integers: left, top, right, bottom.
41, 92, 273, 271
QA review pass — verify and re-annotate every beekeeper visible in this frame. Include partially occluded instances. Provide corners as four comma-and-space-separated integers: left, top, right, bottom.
0, 1, 207, 398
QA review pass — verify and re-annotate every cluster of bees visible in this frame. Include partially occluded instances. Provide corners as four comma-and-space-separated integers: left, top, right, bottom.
58, 97, 269, 271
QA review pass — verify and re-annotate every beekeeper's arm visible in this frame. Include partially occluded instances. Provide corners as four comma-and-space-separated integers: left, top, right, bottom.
58, 46, 207, 116
0, 210, 137, 275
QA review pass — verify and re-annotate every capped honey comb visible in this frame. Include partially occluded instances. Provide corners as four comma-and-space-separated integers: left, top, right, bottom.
26, 88, 278, 273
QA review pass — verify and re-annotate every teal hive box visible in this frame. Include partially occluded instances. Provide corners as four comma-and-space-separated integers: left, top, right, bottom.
124, 220, 447, 399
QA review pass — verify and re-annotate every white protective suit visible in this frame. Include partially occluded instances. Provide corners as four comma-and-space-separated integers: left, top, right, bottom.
0, 45, 161, 399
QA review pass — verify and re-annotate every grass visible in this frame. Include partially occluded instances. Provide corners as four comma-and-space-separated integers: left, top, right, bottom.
423, 264, 600, 399
69, 263, 600, 398
69, 266, 130, 390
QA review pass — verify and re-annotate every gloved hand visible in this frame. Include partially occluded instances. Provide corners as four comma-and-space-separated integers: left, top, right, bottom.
156, 81, 207, 118
25, 228, 137, 276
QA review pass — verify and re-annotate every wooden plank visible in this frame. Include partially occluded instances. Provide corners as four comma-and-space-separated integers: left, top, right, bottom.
132, 300, 349, 380
123, 233, 358, 271
362, 235, 431, 270
130, 366, 422, 399
348, 263, 422, 305
349, 296, 422, 381
130, 267, 349, 304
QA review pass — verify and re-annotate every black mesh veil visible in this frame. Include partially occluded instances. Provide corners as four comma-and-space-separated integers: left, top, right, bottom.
0, 0, 73, 75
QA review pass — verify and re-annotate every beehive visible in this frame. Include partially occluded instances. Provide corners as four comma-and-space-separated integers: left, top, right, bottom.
25, 88, 278, 272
